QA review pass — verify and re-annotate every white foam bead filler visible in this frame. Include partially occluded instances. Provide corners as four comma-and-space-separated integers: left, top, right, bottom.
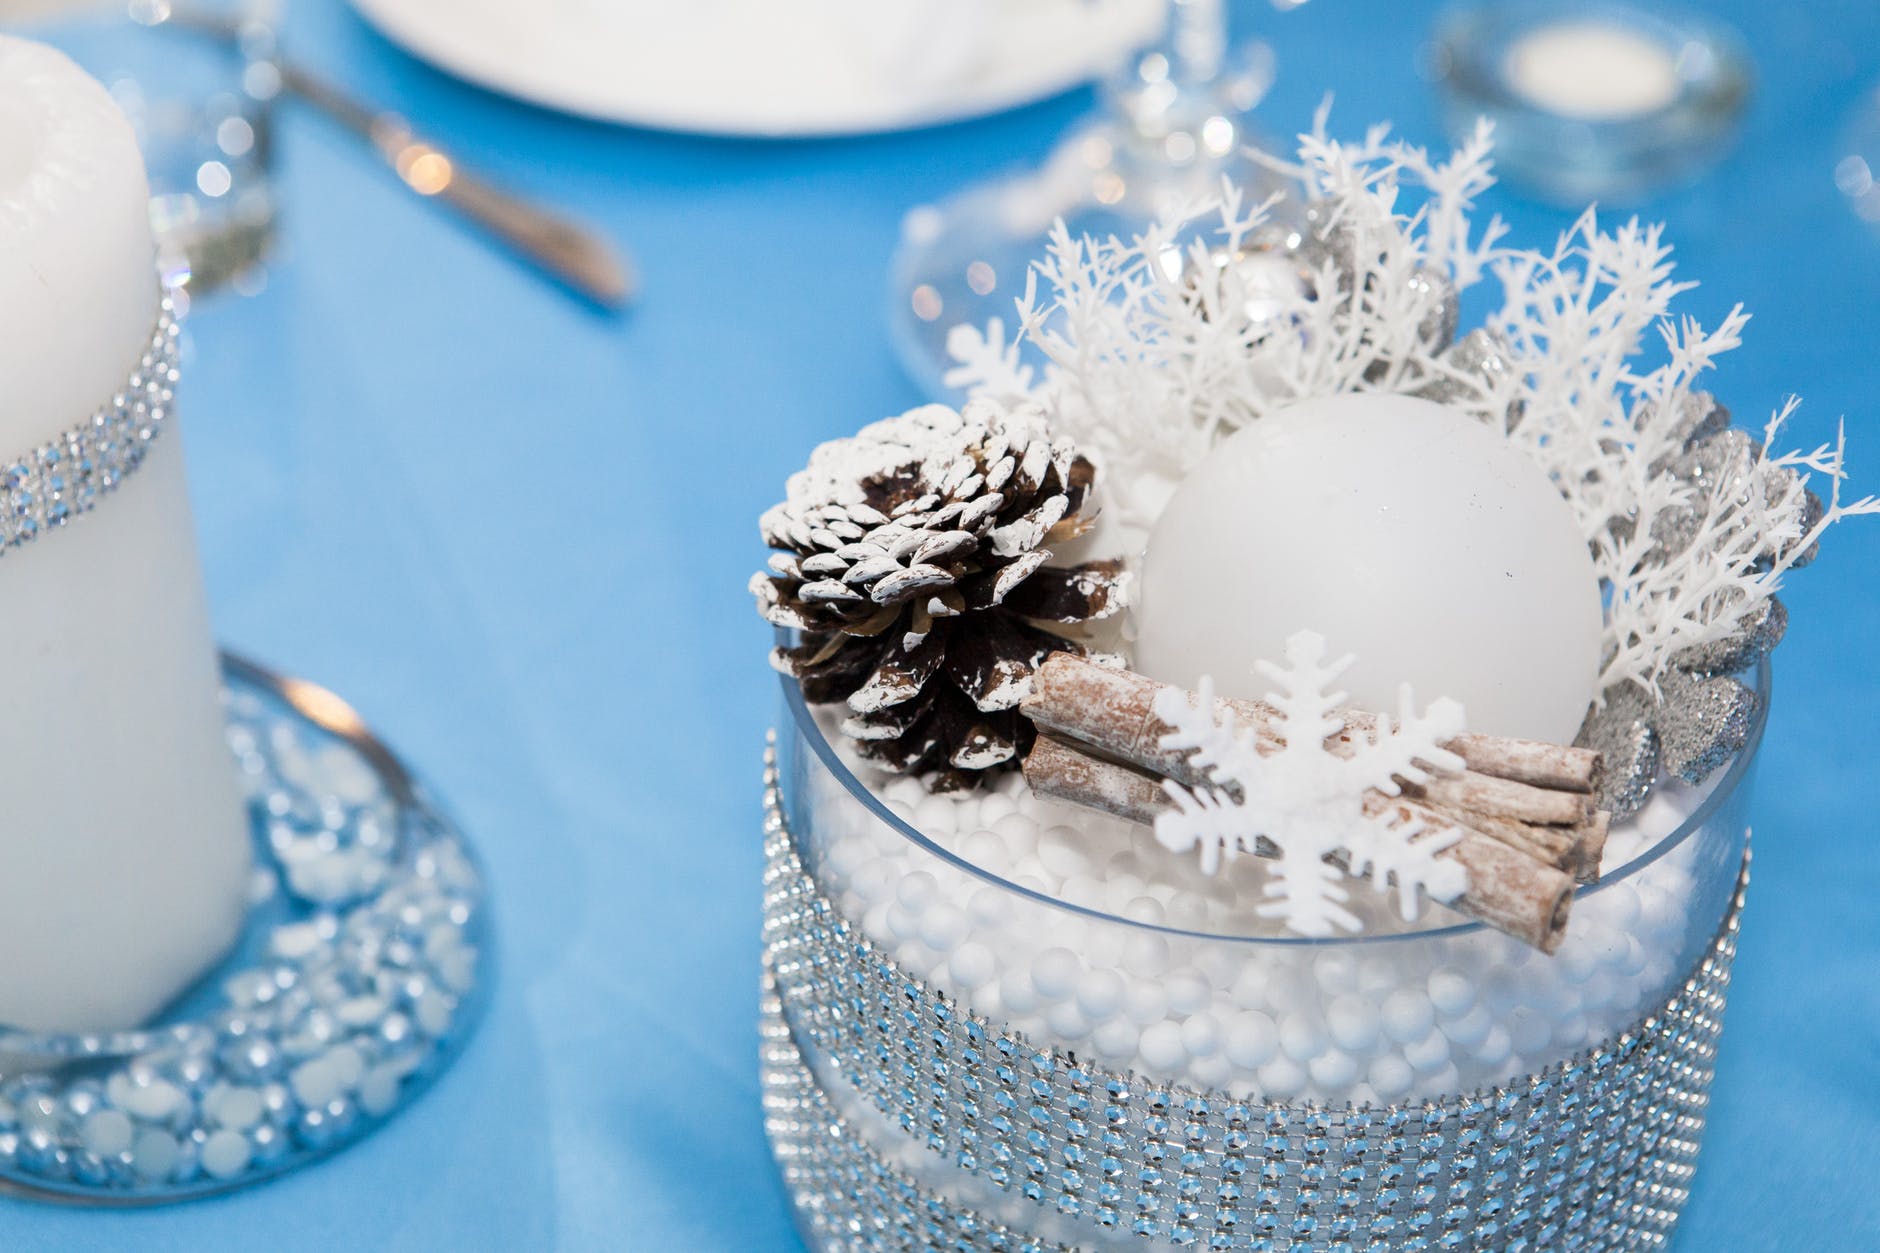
1123, 934, 1172, 979
967, 885, 1011, 927
1313, 952, 1360, 994
1122, 979, 1169, 1026
1507, 1007, 1552, 1055
1427, 967, 1475, 1016
1138, 1020, 1186, 1073
1404, 1029, 1452, 1073
1195, 946, 1243, 990
958, 830, 1007, 869
1045, 999, 1091, 1042
1381, 988, 1437, 1043
1368, 1055, 1415, 1101
1612, 937, 1649, 979
918, 901, 968, 952
1075, 968, 1126, 1022
883, 799, 917, 826
1473, 1026, 1514, 1067
1165, 894, 1210, 930
1180, 1012, 1222, 1059
1224, 1010, 1278, 1069
1551, 1013, 1590, 1050
1106, 851, 1144, 878
1164, 969, 1211, 1015
886, 903, 921, 943
1132, 395, 1604, 744
1036, 826, 1090, 880
1257, 1055, 1307, 1100
1441, 1004, 1493, 1049
895, 871, 938, 911
1308, 1050, 1359, 1090
1229, 963, 1268, 1010
1189, 1052, 1234, 1090
947, 941, 997, 991
992, 814, 1040, 854
1636, 792, 1687, 840
1092, 1016, 1141, 1061
1326, 995, 1381, 1052
1012, 873, 1051, 895
1263, 966, 1315, 1015
1030, 947, 1081, 1001
1123, 896, 1166, 925
976, 793, 1017, 825
1579, 973, 1620, 1014
999, 969, 1040, 1015
884, 776, 927, 804
912, 796, 957, 834
1279, 1015, 1327, 1064
1557, 938, 1602, 984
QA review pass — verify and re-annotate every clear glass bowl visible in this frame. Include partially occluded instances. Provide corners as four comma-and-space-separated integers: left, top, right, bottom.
774, 657, 1763, 1105
1432, 0, 1752, 206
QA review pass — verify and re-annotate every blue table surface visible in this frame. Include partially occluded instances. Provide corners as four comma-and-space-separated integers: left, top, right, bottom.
12, 0, 1880, 1248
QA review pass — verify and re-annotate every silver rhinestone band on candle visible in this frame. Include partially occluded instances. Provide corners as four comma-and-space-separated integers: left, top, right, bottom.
762, 752, 1746, 1252
1, 297, 179, 555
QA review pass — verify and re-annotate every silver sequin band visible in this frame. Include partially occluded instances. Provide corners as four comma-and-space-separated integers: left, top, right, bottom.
1, 298, 179, 554
761, 756, 1746, 1252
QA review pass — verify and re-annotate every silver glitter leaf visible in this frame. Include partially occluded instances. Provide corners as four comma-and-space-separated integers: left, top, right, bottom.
1673, 597, 1787, 677
1656, 668, 1760, 784
1576, 686, 1661, 821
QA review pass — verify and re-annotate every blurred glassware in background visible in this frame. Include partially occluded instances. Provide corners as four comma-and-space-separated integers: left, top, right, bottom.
890, 0, 1290, 400
8, 0, 281, 303
1431, 0, 1750, 207
1838, 83, 1880, 228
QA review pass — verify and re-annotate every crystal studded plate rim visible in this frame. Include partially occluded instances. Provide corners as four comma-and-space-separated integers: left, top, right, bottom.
778, 629, 1770, 948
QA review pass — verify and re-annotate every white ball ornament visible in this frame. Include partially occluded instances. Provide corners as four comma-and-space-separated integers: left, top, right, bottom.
1133, 394, 1604, 744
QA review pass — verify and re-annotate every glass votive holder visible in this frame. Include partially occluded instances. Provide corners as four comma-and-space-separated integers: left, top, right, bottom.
764, 649, 1765, 1249
1431, 0, 1751, 205
12, 0, 282, 299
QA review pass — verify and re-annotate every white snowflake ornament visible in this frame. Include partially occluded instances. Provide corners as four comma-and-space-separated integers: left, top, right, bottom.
1153, 630, 1471, 937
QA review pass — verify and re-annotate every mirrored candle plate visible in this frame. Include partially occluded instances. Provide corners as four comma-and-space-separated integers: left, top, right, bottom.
0, 654, 490, 1205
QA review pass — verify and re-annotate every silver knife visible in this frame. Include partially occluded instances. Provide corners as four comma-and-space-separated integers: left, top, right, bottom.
169, 7, 635, 310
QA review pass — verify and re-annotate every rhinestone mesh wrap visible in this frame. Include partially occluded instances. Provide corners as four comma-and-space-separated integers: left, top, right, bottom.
761, 755, 1747, 1251
1, 298, 179, 553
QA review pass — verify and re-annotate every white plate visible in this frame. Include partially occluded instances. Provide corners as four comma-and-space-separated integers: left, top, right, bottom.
347, 0, 1165, 138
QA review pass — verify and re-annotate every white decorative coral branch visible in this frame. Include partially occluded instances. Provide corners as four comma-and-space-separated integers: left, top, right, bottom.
950, 114, 1873, 701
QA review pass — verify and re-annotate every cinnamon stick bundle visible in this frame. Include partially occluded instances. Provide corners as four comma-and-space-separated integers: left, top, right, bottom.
1019, 655, 1610, 954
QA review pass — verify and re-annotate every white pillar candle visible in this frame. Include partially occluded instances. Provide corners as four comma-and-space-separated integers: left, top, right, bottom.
0, 37, 249, 1033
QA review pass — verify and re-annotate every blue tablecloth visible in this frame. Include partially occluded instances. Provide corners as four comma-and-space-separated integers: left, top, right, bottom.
11, 0, 1878, 1247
